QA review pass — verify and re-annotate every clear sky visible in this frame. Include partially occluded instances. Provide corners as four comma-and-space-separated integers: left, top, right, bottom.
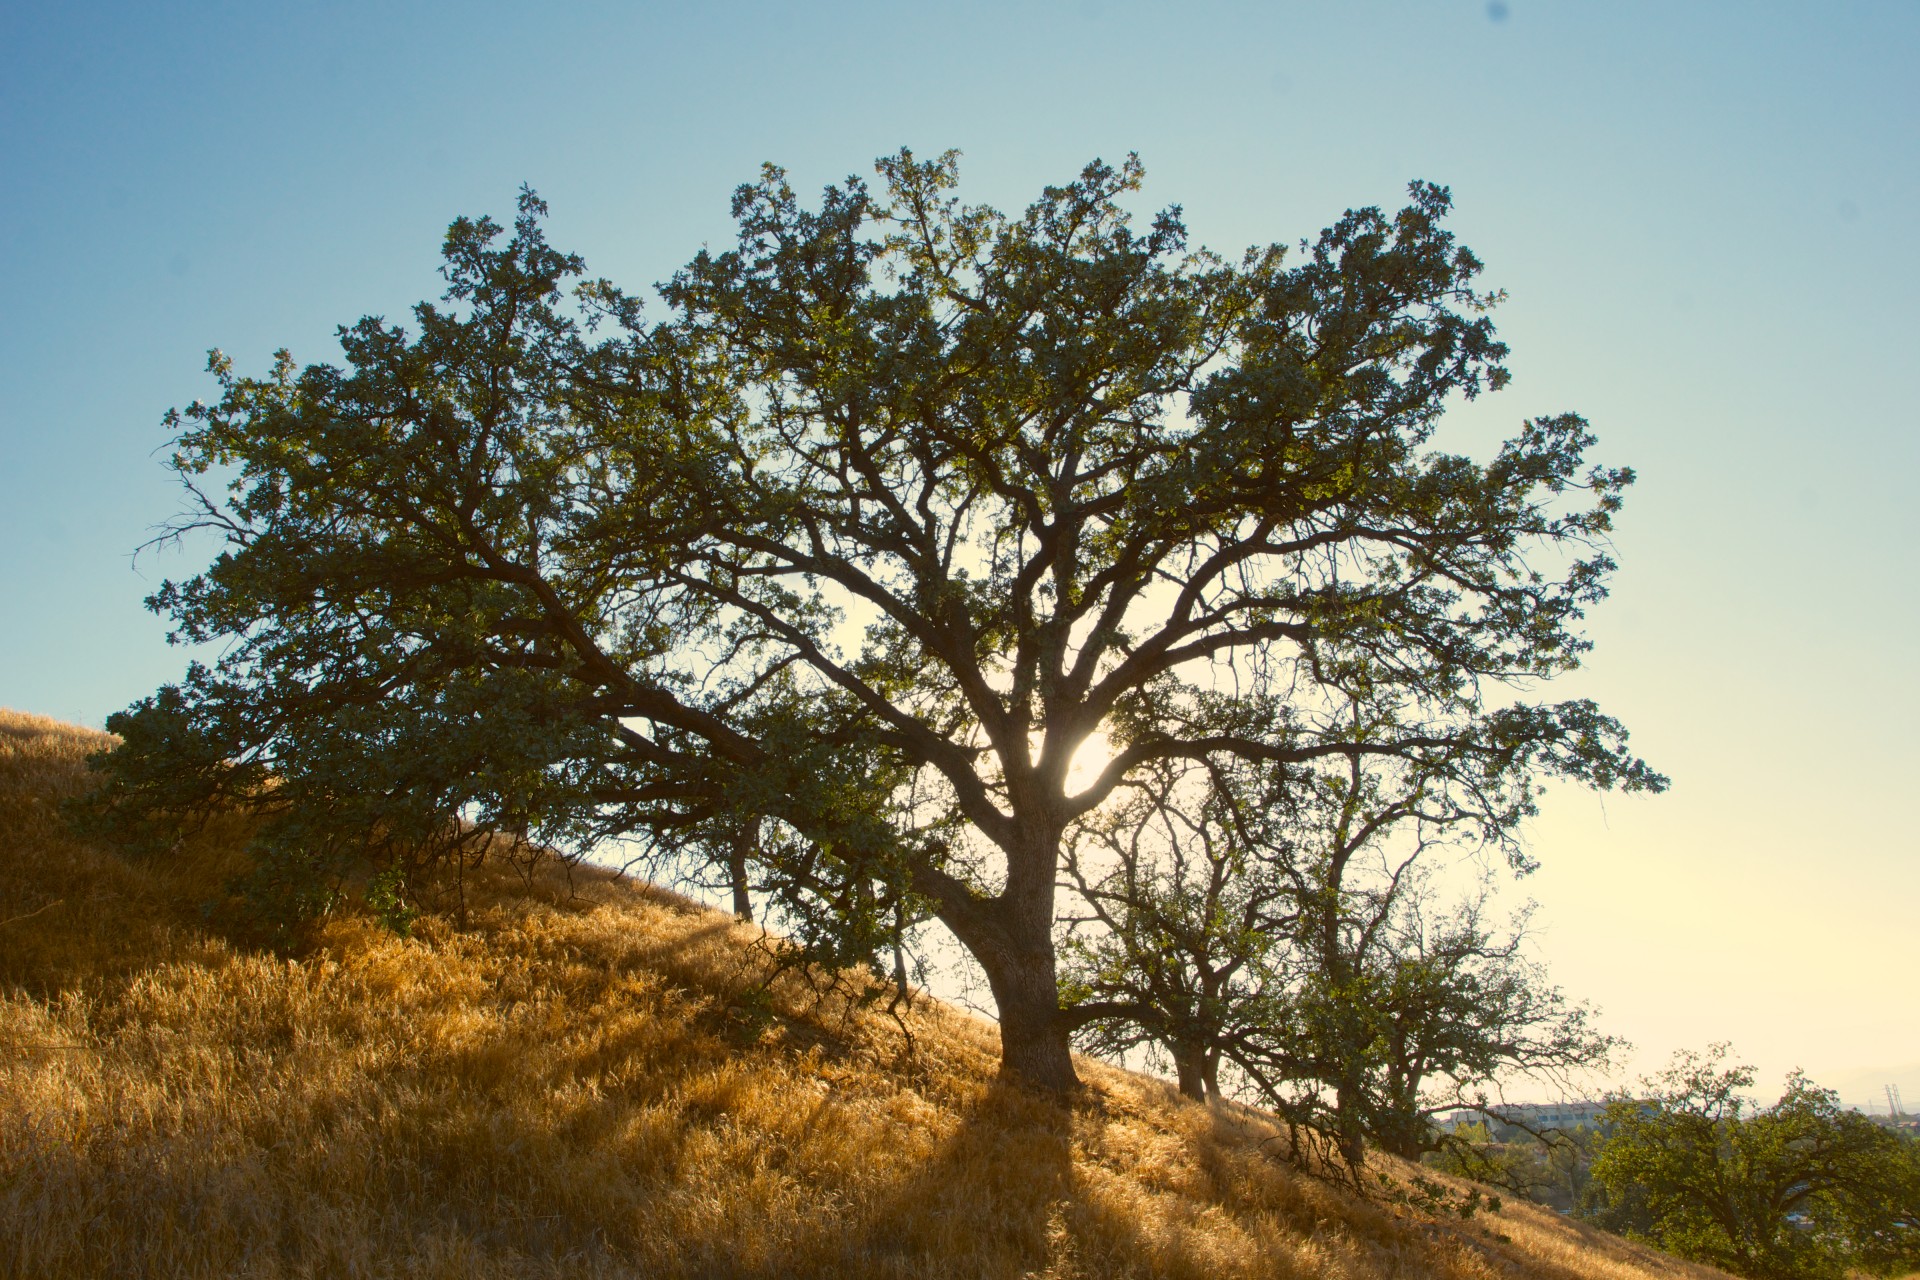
3, 1, 1915, 1105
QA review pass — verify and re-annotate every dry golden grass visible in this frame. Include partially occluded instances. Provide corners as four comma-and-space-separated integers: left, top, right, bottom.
0, 707, 1730, 1279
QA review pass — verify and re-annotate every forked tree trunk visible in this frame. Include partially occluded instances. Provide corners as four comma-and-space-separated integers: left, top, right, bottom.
1171, 1043, 1222, 1103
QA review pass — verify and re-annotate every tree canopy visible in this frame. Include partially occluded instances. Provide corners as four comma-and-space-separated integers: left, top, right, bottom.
93, 151, 1662, 1093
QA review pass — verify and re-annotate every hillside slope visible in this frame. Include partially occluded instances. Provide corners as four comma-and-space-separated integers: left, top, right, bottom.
0, 708, 1722, 1280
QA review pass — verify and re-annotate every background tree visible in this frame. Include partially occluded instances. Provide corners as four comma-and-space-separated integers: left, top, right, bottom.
1059, 755, 1293, 1102
92, 152, 1660, 1093
1426, 1119, 1600, 1215
1585, 1046, 1920, 1280
1062, 744, 1615, 1160
1269, 871, 1613, 1163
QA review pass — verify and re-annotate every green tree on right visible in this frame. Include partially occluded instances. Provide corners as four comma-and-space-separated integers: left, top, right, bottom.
1584, 1046, 1920, 1280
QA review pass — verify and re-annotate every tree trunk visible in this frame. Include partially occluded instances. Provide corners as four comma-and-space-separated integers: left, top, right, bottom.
891, 925, 911, 1001
728, 817, 758, 922
1201, 1050, 1221, 1104
1173, 1046, 1207, 1102
980, 938, 1078, 1094
914, 823, 1079, 1094
1334, 1080, 1367, 1167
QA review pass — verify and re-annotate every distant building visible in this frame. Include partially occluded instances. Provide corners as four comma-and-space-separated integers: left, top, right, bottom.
1864, 1113, 1920, 1136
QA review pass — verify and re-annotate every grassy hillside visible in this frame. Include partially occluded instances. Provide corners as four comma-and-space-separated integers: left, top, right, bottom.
0, 707, 1725, 1280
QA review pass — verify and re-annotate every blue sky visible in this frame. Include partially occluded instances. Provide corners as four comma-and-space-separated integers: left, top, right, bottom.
3, 0, 1915, 1102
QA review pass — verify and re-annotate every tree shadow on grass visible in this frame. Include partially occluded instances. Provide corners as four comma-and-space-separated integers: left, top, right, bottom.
788, 1078, 1080, 1279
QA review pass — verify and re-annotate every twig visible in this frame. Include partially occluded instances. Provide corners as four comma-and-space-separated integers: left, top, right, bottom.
0, 899, 64, 928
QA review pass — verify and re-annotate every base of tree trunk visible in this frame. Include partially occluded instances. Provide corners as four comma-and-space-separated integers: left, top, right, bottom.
1175, 1052, 1207, 1102
996, 1033, 1081, 1096
989, 972, 1081, 1095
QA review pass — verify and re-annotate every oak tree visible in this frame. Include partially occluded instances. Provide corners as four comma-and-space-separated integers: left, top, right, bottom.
96, 152, 1659, 1092
1061, 747, 1617, 1159
1586, 1048, 1920, 1280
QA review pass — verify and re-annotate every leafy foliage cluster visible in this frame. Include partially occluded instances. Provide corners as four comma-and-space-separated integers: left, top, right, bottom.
1583, 1048, 1920, 1280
